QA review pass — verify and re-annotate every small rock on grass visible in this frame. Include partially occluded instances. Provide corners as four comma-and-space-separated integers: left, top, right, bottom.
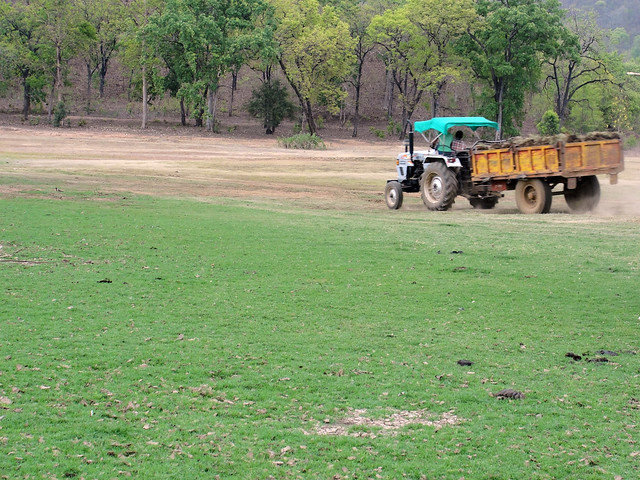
491, 389, 525, 400
587, 357, 609, 363
596, 349, 618, 356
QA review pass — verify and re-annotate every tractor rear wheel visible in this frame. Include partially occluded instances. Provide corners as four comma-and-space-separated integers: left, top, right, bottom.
385, 181, 403, 210
515, 179, 552, 214
564, 176, 600, 213
420, 162, 458, 211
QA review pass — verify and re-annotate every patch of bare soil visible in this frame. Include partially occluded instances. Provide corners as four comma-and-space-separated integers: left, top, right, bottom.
1, 123, 639, 217
309, 408, 460, 438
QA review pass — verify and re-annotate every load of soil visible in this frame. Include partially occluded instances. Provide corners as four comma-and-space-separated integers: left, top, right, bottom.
474, 131, 621, 150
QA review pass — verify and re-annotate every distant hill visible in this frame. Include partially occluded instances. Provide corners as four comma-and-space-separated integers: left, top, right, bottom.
561, 0, 640, 46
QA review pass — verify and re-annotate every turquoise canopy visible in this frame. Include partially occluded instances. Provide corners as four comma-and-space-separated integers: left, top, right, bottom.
414, 117, 498, 134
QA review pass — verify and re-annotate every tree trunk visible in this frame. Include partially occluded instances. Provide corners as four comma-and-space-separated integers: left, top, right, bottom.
352, 61, 364, 138
206, 86, 218, 132
141, 64, 148, 129
385, 68, 394, 118
495, 81, 504, 140
278, 58, 317, 135
99, 53, 108, 98
47, 79, 55, 122
55, 44, 64, 104
400, 73, 408, 135
229, 70, 237, 117
22, 73, 31, 121
304, 99, 317, 134
86, 63, 93, 112
180, 98, 186, 126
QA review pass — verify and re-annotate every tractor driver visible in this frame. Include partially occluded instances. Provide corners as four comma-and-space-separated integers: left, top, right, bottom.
451, 130, 466, 151
433, 129, 466, 156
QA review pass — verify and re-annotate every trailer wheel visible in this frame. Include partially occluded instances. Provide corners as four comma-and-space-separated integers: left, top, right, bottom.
469, 197, 499, 209
515, 179, 552, 214
564, 176, 600, 213
385, 181, 404, 210
421, 162, 458, 211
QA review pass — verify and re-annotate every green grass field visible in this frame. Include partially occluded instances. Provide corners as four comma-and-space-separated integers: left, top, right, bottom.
1, 189, 639, 479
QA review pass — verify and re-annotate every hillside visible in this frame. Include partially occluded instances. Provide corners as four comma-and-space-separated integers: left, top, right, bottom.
561, 0, 640, 44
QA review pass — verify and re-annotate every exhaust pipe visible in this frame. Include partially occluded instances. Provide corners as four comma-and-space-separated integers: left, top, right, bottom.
409, 131, 414, 157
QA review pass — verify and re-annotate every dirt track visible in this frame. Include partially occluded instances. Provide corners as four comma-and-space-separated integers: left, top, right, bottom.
1, 125, 639, 216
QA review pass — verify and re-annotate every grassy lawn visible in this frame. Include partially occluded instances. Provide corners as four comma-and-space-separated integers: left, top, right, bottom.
1, 192, 639, 479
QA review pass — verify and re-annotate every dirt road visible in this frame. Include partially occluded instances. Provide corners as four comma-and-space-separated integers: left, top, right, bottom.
1, 125, 638, 216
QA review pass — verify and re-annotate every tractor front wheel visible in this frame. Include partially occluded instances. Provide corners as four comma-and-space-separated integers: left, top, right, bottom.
515, 179, 552, 214
385, 181, 404, 210
420, 163, 458, 211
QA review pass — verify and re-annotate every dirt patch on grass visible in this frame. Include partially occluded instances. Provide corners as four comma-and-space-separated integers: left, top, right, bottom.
1, 124, 639, 216
310, 408, 460, 437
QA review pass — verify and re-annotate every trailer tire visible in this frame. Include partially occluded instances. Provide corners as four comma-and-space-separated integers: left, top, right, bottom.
421, 162, 458, 211
469, 197, 499, 209
385, 181, 404, 210
515, 179, 552, 214
564, 176, 600, 213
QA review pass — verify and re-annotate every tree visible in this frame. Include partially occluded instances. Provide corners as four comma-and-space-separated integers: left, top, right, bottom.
272, 0, 356, 134
119, 0, 167, 128
544, 10, 616, 125
460, 0, 566, 138
334, 0, 378, 137
77, 0, 125, 111
144, 0, 273, 130
37, 0, 96, 111
0, 1, 48, 119
369, 0, 476, 137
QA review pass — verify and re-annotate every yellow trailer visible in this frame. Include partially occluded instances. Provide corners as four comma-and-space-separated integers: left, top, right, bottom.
470, 138, 624, 213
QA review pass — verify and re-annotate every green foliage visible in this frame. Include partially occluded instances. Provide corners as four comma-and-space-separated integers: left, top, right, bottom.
143, 0, 274, 129
386, 118, 401, 136
52, 101, 67, 127
632, 35, 640, 59
247, 79, 296, 134
273, 0, 356, 134
0, 1, 50, 117
369, 126, 385, 138
369, 0, 476, 131
623, 134, 637, 148
537, 110, 561, 135
277, 132, 326, 149
543, 11, 613, 124
460, 0, 567, 137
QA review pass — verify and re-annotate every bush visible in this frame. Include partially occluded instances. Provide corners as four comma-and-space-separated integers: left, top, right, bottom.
277, 133, 326, 150
623, 134, 638, 149
537, 110, 560, 135
53, 101, 67, 128
387, 118, 401, 136
369, 126, 385, 138
247, 79, 296, 134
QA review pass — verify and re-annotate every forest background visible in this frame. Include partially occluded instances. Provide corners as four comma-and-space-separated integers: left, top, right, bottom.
1, 0, 640, 144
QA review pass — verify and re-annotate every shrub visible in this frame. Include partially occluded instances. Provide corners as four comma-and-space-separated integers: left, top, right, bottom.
537, 110, 560, 135
369, 126, 385, 138
277, 133, 326, 150
53, 101, 67, 128
623, 134, 637, 149
247, 79, 296, 134
387, 118, 401, 136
